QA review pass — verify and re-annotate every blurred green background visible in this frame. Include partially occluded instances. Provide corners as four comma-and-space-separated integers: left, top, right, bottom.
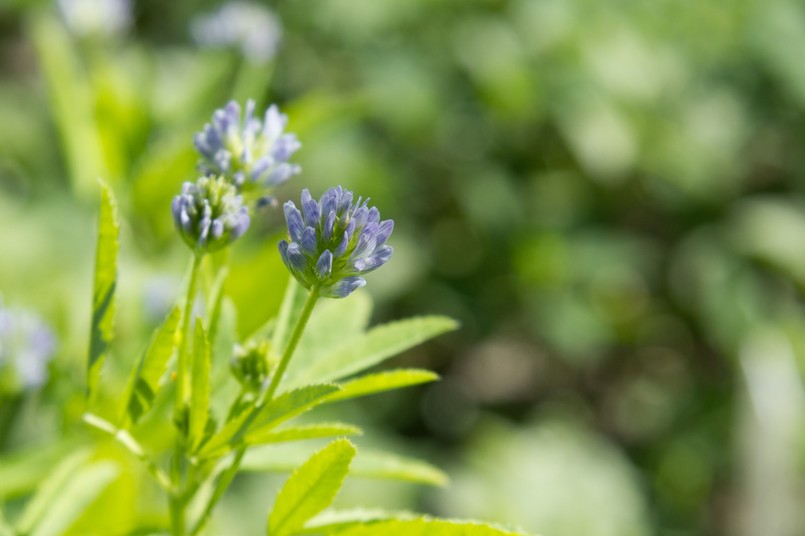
2, 0, 805, 534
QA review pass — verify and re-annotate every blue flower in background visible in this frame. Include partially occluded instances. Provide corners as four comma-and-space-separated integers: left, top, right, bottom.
0, 301, 56, 391
279, 187, 394, 298
190, 2, 282, 63
172, 175, 251, 253
194, 100, 301, 192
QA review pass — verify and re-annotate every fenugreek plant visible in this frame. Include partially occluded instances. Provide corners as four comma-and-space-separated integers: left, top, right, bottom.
7, 100, 529, 536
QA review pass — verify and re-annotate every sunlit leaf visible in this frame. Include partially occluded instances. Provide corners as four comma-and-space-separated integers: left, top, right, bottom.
332, 517, 530, 535
267, 439, 356, 536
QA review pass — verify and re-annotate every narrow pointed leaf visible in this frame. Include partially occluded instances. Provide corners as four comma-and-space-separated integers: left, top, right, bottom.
120, 306, 181, 425
325, 369, 439, 403
267, 438, 356, 536
189, 319, 211, 449
87, 181, 119, 398
291, 316, 458, 387
247, 422, 362, 446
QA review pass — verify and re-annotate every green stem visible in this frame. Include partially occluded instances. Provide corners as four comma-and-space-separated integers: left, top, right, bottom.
189, 288, 320, 536
171, 253, 204, 536
177, 253, 204, 412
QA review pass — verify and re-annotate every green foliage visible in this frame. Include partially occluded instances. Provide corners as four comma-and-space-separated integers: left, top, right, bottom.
87, 181, 119, 400
120, 305, 181, 425
330, 518, 528, 536
15, 450, 118, 536
267, 439, 357, 536
290, 316, 458, 386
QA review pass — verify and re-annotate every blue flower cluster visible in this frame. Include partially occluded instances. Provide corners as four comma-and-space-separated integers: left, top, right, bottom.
279, 187, 394, 298
172, 175, 250, 253
194, 100, 300, 191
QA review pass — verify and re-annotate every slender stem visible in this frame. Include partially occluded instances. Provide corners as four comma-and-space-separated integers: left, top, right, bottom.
189, 288, 320, 536
177, 253, 204, 412
171, 252, 204, 536
263, 288, 320, 402
82, 413, 174, 493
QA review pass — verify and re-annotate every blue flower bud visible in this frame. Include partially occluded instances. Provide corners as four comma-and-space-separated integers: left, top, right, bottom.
172, 176, 250, 253
194, 100, 301, 192
278, 187, 394, 298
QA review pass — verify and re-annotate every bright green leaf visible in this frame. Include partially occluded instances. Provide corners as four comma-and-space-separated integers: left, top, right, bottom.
267, 438, 356, 536
120, 305, 181, 425
189, 319, 211, 450
325, 369, 439, 403
291, 316, 458, 387
247, 422, 363, 446
87, 181, 119, 399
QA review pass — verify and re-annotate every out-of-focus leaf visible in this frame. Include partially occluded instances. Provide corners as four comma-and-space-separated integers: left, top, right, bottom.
301, 508, 418, 534
28, 461, 118, 536
87, 181, 119, 400
120, 305, 181, 425
267, 439, 356, 536
292, 316, 458, 386
0, 440, 78, 499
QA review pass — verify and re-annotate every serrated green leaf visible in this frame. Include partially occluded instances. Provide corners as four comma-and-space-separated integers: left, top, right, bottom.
198, 384, 342, 458
87, 181, 119, 398
325, 369, 439, 404
333, 517, 529, 536
247, 422, 362, 446
271, 278, 308, 355
120, 306, 181, 425
267, 438, 356, 536
28, 461, 118, 536
242, 446, 446, 487
291, 316, 458, 387
189, 319, 211, 450
301, 508, 418, 534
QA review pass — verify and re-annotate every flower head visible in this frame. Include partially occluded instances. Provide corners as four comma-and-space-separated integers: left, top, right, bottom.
172, 176, 250, 253
0, 301, 56, 391
190, 2, 282, 63
194, 100, 301, 192
279, 187, 394, 298
230, 339, 273, 392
